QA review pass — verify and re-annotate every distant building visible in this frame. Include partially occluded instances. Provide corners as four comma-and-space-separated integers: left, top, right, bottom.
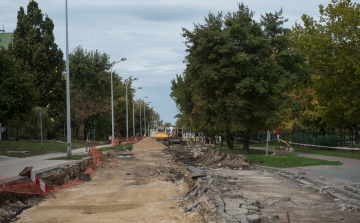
0, 28, 14, 50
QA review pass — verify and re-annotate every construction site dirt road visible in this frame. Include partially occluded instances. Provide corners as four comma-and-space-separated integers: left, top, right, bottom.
3, 138, 360, 223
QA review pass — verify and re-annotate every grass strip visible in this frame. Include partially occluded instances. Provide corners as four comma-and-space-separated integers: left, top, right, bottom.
193, 142, 342, 168
246, 154, 342, 168
248, 142, 360, 160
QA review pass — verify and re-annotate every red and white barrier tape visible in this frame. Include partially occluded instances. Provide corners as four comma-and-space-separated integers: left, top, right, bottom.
287, 142, 360, 151
280, 147, 294, 152
26, 171, 49, 193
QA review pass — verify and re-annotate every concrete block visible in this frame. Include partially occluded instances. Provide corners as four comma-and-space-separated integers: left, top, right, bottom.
118, 155, 132, 161
246, 214, 260, 223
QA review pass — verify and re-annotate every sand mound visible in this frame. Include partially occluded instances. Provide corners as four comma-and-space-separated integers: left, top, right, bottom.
133, 137, 167, 151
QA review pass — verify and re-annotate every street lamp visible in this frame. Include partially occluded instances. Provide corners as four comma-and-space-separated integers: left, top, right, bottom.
144, 101, 151, 137
139, 96, 148, 137
65, 0, 71, 157
133, 87, 142, 139
110, 58, 127, 146
126, 78, 138, 142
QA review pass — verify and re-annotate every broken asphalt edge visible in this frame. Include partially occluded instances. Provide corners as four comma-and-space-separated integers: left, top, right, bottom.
255, 165, 360, 201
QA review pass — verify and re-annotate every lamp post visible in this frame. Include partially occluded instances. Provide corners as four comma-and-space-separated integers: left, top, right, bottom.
126, 78, 138, 142
133, 87, 142, 139
139, 96, 148, 137
65, 0, 71, 157
110, 58, 127, 146
144, 101, 151, 137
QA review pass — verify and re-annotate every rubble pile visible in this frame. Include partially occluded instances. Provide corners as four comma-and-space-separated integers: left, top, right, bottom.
164, 143, 249, 169
0, 193, 43, 222
37, 157, 92, 185
180, 166, 274, 223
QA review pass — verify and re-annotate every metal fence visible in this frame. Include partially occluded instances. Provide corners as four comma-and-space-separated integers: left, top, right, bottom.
235, 129, 360, 149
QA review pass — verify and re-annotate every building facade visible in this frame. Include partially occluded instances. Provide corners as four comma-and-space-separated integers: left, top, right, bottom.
0, 29, 14, 50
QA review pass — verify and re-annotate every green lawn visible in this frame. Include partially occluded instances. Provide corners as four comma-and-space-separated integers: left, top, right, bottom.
246, 154, 342, 168
246, 142, 360, 160
0, 140, 107, 157
200, 143, 343, 168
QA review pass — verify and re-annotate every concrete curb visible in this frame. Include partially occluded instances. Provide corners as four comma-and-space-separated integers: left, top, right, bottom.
255, 165, 360, 201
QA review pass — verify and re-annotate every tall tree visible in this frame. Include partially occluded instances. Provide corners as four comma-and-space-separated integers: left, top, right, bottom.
69, 46, 112, 138
0, 48, 36, 126
291, 0, 360, 130
10, 0, 65, 111
172, 4, 310, 153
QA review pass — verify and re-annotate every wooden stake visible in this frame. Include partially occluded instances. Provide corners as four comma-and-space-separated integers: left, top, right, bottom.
287, 212, 290, 223
48, 191, 56, 198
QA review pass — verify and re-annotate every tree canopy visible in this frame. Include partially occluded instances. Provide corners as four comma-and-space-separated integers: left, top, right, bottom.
171, 4, 310, 152
291, 0, 360, 130
10, 0, 65, 111
0, 48, 36, 126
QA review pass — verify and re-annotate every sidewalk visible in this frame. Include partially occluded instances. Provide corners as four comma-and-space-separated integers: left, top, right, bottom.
250, 146, 360, 187
0, 144, 112, 179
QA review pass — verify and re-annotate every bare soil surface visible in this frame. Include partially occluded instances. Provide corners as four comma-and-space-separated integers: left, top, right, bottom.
1, 139, 360, 222
13, 138, 202, 223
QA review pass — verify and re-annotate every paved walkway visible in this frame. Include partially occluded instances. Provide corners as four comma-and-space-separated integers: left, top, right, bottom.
0, 144, 112, 179
251, 146, 360, 187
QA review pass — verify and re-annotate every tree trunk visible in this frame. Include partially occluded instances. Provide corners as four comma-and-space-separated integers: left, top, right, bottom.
243, 137, 250, 154
226, 130, 234, 150
84, 124, 87, 140
205, 133, 210, 144
16, 129, 19, 141
220, 136, 224, 147
210, 135, 214, 145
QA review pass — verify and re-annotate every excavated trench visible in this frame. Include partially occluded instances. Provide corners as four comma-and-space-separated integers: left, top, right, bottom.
165, 142, 360, 223
1, 140, 360, 223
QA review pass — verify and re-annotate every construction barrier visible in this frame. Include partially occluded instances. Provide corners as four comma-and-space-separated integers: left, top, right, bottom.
0, 142, 117, 196
280, 147, 294, 152
287, 141, 360, 151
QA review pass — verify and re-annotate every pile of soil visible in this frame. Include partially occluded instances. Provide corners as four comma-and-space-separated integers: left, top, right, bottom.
164, 142, 248, 169
0, 193, 43, 222
133, 137, 167, 151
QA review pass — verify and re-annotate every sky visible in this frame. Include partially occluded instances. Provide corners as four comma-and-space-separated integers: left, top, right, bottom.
1, 0, 357, 125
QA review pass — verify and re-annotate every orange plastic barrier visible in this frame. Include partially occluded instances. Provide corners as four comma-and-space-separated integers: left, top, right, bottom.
0, 142, 117, 196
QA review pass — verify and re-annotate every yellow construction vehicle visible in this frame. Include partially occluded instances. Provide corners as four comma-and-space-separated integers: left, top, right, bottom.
155, 126, 184, 146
